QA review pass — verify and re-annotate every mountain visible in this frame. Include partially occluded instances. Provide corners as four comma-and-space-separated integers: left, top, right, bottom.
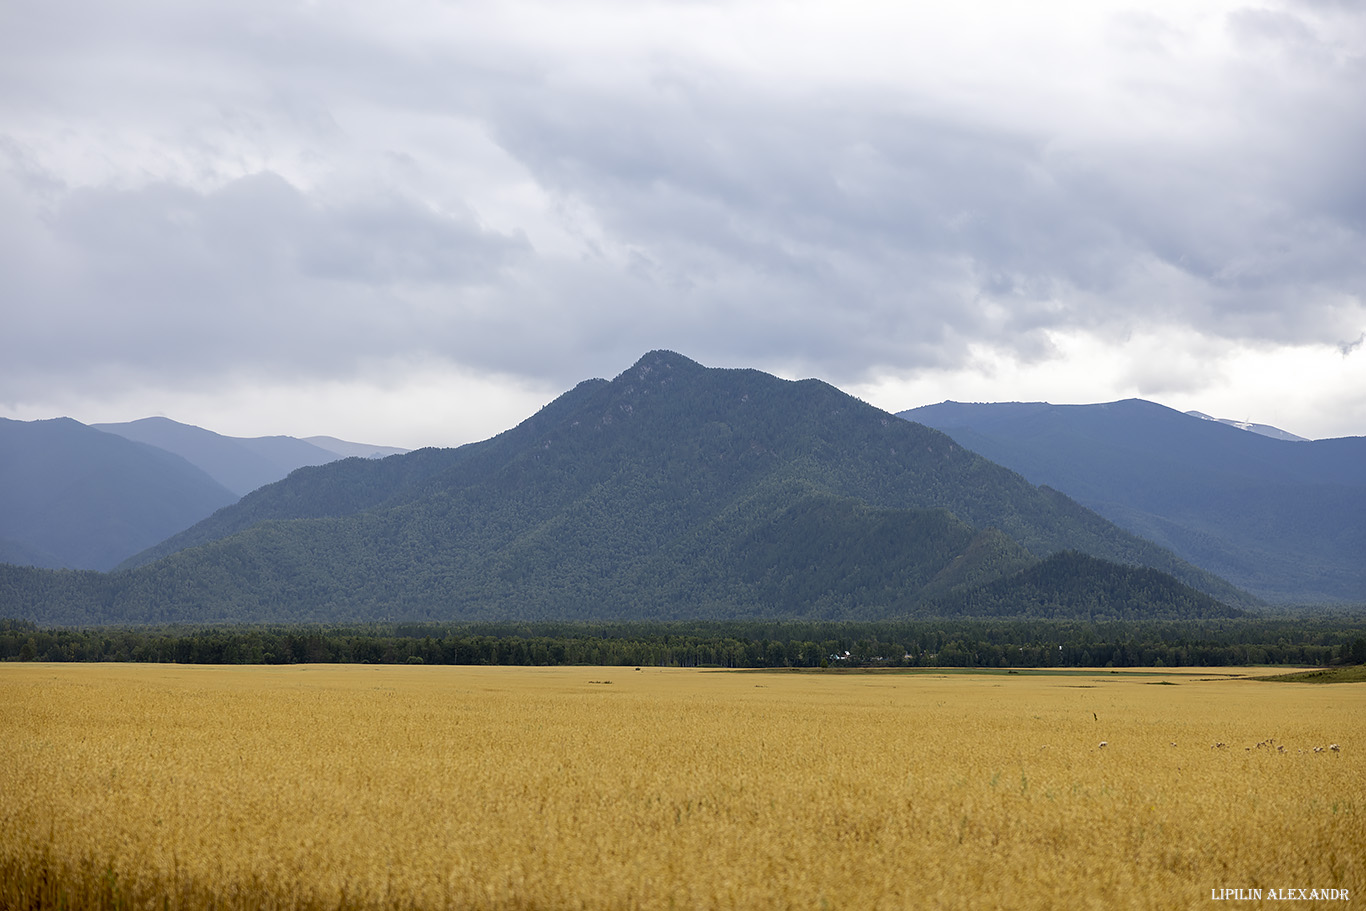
898, 399, 1366, 603
1, 353, 1246, 625
0, 417, 238, 571
93, 417, 408, 496
304, 436, 409, 460
1185, 411, 1309, 442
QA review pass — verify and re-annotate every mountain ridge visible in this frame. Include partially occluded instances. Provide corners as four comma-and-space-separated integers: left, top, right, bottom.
898, 398, 1366, 602
0, 415, 411, 573
94, 417, 409, 496
4, 351, 1248, 625
0, 417, 239, 571
1184, 410, 1309, 443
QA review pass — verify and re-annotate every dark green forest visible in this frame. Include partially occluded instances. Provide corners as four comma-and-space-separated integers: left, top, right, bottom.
0, 548, 1243, 627
0, 352, 1256, 627
4, 616, 1364, 669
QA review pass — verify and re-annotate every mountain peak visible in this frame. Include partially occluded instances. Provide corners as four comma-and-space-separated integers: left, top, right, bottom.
619, 349, 707, 381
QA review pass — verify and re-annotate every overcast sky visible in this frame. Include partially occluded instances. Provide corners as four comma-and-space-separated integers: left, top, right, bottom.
2, 0, 1364, 447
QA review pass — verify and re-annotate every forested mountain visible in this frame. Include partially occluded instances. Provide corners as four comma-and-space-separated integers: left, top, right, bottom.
94, 417, 407, 496
0, 417, 238, 571
2, 352, 1247, 625
898, 399, 1366, 603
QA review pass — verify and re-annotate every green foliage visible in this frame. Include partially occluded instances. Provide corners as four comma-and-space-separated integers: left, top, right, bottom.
1254, 664, 1366, 683
935, 551, 1243, 621
3, 616, 1363, 669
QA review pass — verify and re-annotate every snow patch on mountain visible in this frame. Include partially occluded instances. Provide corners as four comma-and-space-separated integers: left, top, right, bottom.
1185, 411, 1308, 442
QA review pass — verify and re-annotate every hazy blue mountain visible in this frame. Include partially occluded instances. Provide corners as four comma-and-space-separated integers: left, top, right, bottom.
304, 436, 410, 460
93, 417, 408, 496
0, 536, 62, 570
898, 399, 1366, 603
0, 417, 238, 571
3, 353, 1245, 626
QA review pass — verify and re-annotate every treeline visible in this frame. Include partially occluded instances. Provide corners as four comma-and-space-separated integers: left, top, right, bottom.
3, 617, 1364, 669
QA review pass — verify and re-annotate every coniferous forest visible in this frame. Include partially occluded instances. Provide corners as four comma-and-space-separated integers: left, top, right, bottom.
4, 616, 1364, 669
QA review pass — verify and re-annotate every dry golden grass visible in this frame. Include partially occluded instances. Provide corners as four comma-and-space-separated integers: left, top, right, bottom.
1, 663, 1361, 910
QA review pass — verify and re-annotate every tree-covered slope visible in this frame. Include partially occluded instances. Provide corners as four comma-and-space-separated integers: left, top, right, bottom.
899, 399, 1366, 602
2, 353, 1249, 624
940, 551, 1241, 620
118, 378, 613, 569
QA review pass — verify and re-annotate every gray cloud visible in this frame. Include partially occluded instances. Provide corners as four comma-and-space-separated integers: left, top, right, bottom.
478, 43, 1365, 374
0, 164, 529, 396
1, 0, 1364, 437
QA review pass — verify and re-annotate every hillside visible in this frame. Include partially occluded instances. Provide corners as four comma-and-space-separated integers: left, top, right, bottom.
898, 400, 1366, 602
2, 353, 1247, 625
0, 417, 238, 571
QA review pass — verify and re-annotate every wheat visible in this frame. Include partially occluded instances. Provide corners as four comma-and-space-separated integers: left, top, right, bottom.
1, 664, 1361, 909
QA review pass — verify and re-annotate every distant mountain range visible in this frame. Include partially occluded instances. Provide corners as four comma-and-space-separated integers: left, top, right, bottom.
0, 351, 1244, 626
898, 400, 1366, 603
0, 417, 407, 571
94, 418, 408, 496
0, 417, 236, 572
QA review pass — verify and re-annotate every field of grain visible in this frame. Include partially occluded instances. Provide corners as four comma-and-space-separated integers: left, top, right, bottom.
1, 664, 1361, 910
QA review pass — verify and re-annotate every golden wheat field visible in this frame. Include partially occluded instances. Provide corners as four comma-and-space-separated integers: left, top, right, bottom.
1, 663, 1362, 911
